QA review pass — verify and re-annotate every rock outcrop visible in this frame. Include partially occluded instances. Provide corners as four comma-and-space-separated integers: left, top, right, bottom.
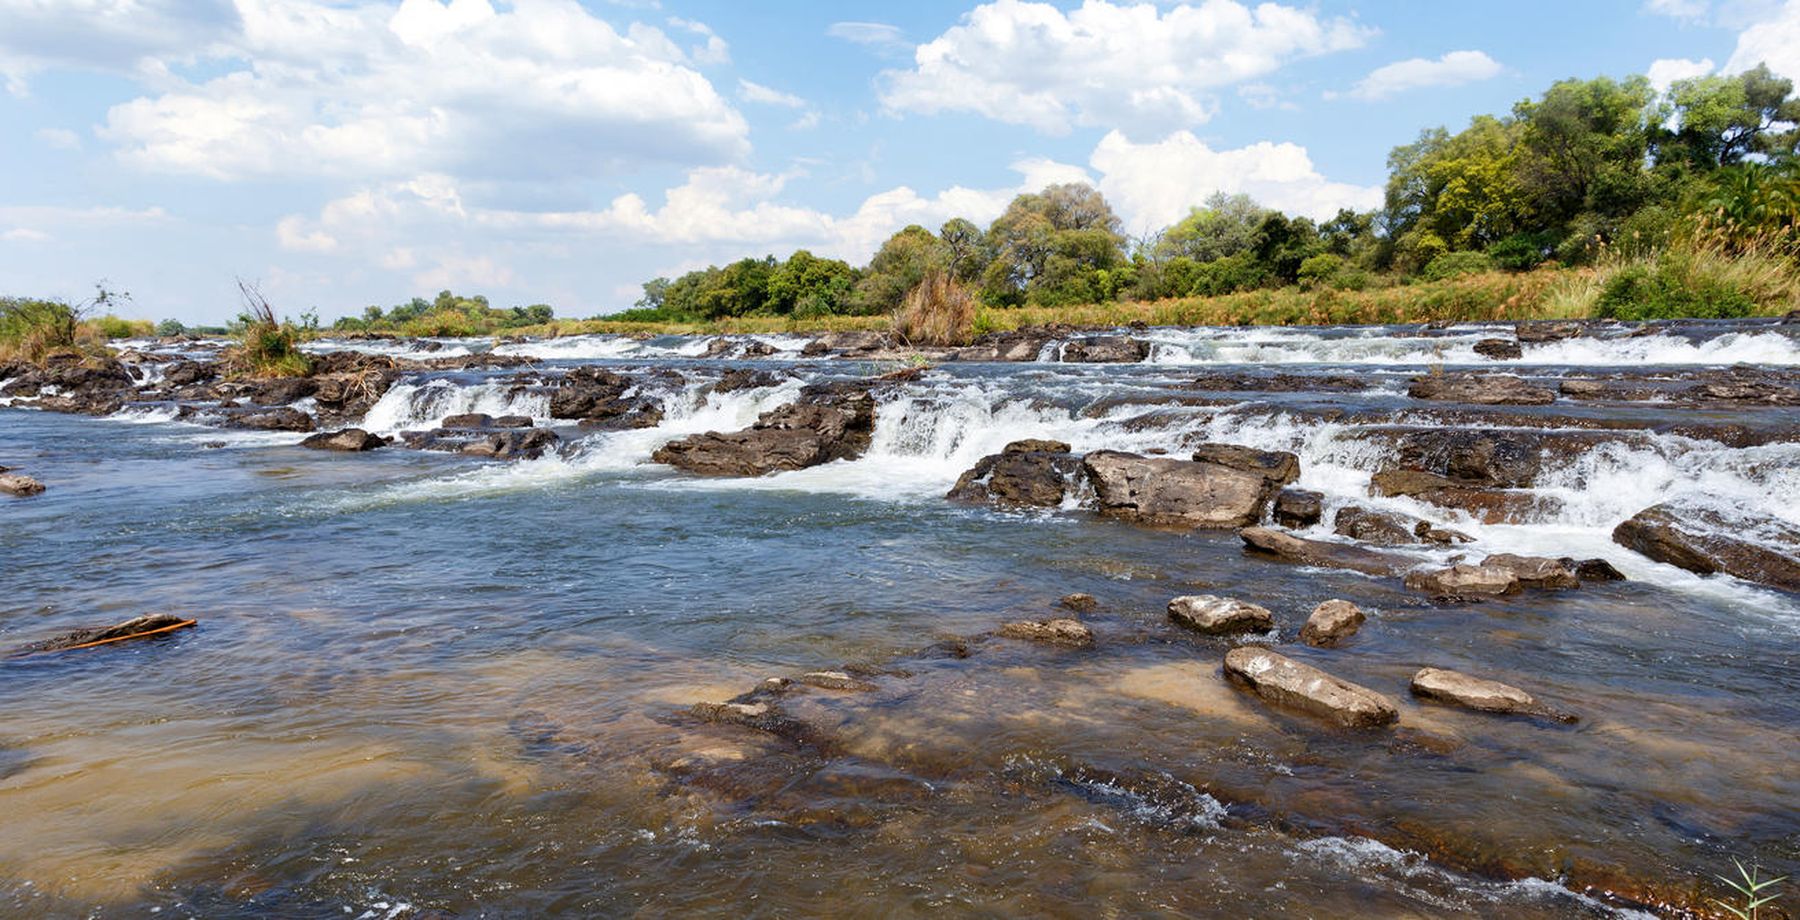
1407, 373, 1555, 406
1167, 595, 1274, 635
947, 439, 1081, 507
1059, 337, 1150, 363
1473, 338, 1523, 360
228, 407, 315, 432
1084, 445, 1298, 528
1223, 647, 1398, 728
0, 473, 45, 496
1480, 553, 1580, 589
653, 385, 875, 477
1272, 488, 1323, 528
300, 428, 387, 452
1403, 563, 1522, 600
1613, 502, 1800, 592
1300, 600, 1366, 647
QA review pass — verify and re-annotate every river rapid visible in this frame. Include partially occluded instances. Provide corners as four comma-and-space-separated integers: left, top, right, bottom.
2, 319, 1797, 918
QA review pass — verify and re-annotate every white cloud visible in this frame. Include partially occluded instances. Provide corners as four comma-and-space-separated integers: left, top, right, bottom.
2, 228, 53, 243
1648, 56, 1716, 92
34, 127, 81, 150
0, 204, 168, 226
738, 78, 808, 109
1644, 0, 1710, 21
667, 15, 729, 64
1086, 130, 1382, 231
827, 21, 908, 50
1726, 0, 1800, 79
1337, 50, 1503, 101
879, 0, 1373, 135
92, 0, 748, 182
0, 0, 239, 94
276, 214, 338, 252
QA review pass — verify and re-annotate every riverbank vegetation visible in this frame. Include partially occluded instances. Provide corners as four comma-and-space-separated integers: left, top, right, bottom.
0, 286, 141, 364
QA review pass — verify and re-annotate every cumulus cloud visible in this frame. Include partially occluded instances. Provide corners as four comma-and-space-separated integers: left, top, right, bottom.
1337, 50, 1502, 101
1726, 0, 1800, 79
879, 0, 1373, 135
93, 0, 749, 182
1648, 56, 1716, 92
0, 0, 239, 94
1086, 131, 1382, 231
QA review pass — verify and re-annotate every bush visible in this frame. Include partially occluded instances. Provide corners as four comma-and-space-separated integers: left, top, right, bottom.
155, 319, 187, 337
1421, 251, 1494, 281
1487, 233, 1555, 272
1595, 261, 1756, 320
895, 271, 976, 346
93, 314, 154, 339
233, 281, 311, 377
0, 298, 82, 362
1296, 253, 1345, 290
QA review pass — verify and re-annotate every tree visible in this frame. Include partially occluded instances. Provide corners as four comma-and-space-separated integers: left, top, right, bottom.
983, 183, 1127, 305
767, 250, 858, 315
1663, 65, 1800, 168
1512, 75, 1656, 225
939, 218, 990, 282
1156, 193, 1268, 263
854, 226, 949, 314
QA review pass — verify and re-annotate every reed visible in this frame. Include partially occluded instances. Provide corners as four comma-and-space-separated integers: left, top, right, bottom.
893, 271, 977, 346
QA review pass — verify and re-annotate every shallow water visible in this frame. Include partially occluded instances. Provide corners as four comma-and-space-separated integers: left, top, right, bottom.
3, 320, 1798, 917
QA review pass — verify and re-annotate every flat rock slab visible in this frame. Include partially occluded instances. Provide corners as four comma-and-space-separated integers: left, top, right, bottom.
1239, 526, 1413, 577
1085, 450, 1285, 528
1481, 553, 1579, 589
1410, 667, 1575, 722
1168, 595, 1273, 635
1300, 600, 1366, 647
998, 618, 1094, 646
1613, 502, 1800, 592
1404, 563, 1521, 600
1223, 647, 1398, 728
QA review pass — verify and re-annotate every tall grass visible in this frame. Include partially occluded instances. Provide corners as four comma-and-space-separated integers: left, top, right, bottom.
894, 271, 977, 346
0, 298, 84, 363
232, 280, 311, 378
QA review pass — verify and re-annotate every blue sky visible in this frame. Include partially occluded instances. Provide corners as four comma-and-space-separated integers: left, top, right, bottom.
0, 0, 1793, 324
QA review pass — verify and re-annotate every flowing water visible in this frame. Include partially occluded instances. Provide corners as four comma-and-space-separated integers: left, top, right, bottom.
2, 321, 1798, 918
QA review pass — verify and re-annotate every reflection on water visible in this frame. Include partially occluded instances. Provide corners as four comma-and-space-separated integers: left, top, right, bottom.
3, 324, 1798, 917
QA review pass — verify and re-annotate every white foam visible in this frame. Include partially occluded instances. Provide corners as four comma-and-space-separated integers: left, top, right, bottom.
358, 380, 552, 434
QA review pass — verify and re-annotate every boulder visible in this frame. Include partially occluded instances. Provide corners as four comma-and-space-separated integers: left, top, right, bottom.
300, 428, 387, 452
440, 412, 496, 429
1084, 448, 1293, 528
1369, 469, 1548, 524
1473, 338, 1523, 360
947, 439, 1081, 507
1059, 593, 1098, 612
1059, 336, 1150, 363
1407, 373, 1555, 406
461, 428, 561, 461
1612, 503, 1800, 592
1334, 506, 1423, 546
1480, 553, 1580, 589
1300, 600, 1366, 647
1239, 526, 1413, 577
247, 376, 319, 406
1415, 521, 1474, 545
229, 407, 315, 432
1272, 488, 1323, 528
998, 618, 1094, 646
1515, 321, 1585, 343
653, 386, 875, 477
1403, 563, 1521, 600
0, 473, 46, 497
161, 359, 219, 387
1565, 557, 1625, 581
1410, 667, 1574, 722
548, 367, 633, 420
1189, 444, 1301, 485
1167, 595, 1274, 635
1222, 647, 1398, 728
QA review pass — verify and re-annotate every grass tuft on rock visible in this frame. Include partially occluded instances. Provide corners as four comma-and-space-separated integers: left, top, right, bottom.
894, 271, 977, 347
231, 280, 311, 378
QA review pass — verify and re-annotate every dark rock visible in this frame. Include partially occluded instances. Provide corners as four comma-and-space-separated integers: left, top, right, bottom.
1190, 443, 1301, 485
14, 613, 193, 654
1415, 521, 1474, 545
161, 359, 219, 387
800, 340, 830, 358
1473, 338, 1523, 360
1238, 526, 1414, 577
653, 386, 875, 477
1403, 564, 1521, 600
1369, 469, 1549, 525
741, 340, 778, 358
492, 415, 534, 428
1408, 373, 1555, 406
795, 671, 879, 692
1084, 448, 1294, 528
967, 329, 1055, 362
247, 376, 318, 406
1301, 600, 1366, 647
300, 428, 387, 452
1480, 553, 1580, 589
0, 473, 46, 497
1410, 667, 1575, 722
1059, 336, 1150, 363
947, 440, 1081, 508
715, 368, 786, 393
1334, 506, 1424, 545
440, 412, 495, 429
1167, 595, 1273, 634
1515, 321, 1585, 343
998, 618, 1094, 646
1272, 488, 1323, 528
549, 367, 633, 419
1387, 428, 1614, 489
1613, 503, 1800, 592
1223, 647, 1398, 728
461, 427, 560, 461
229, 407, 315, 432
1564, 557, 1625, 581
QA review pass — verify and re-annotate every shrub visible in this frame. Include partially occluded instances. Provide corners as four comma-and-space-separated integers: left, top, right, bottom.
155, 319, 187, 337
894, 271, 976, 346
1421, 251, 1494, 282
92, 314, 154, 339
1296, 253, 1345, 290
1595, 261, 1756, 320
0, 298, 82, 362
232, 280, 311, 377
1487, 233, 1555, 272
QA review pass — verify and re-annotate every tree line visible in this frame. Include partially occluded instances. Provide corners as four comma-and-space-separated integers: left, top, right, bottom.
617, 65, 1800, 323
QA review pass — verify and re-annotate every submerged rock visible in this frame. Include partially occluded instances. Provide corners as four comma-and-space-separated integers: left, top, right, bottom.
1612, 502, 1800, 592
1222, 647, 1398, 728
1403, 563, 1521, 600
13, 613, 194, 655
1238, 526, 1413, 577
1059, 336, 1150, 363
0, 473, 45, 497
1167, 595, 1274, 635
1300, 600, 1366, 647
653, 385, 875, 477
1059, 593, 1099, 612
998, 618, 1095, 646
1272, 487, 1323, 528
300, 428, 387, 452
1480, 553, 1580, 589
947, 439, 1081, 507
1084, 446, 1296, 528
1407, 373, 1555, 406
1410, 667, 1575, 722
796, 671, 879, 692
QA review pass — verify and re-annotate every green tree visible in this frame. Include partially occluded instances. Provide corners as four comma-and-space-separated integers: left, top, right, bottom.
855, 226, 949, 314
1663, 64, 1800, 168
1156, 193, 1268, 263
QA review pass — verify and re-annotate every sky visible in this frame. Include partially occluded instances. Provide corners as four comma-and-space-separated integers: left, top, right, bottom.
2, 0, 1798, 324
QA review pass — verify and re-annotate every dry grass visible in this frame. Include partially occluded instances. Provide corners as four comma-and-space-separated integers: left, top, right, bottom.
229, 280, 312, 378
894, 272, 977, 346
